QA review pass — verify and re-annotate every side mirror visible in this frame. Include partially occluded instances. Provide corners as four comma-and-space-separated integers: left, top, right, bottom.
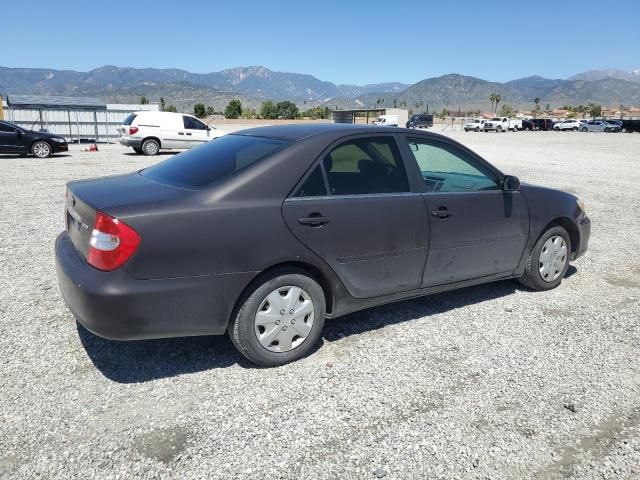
15, 129, 22, 137
502, 175, 520, 191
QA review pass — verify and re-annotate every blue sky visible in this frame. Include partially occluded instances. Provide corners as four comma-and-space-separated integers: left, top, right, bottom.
2, 0, 638, 84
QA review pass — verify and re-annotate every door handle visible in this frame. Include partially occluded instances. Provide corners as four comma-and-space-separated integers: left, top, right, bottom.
431, 208, 454, 219
186, 132, 192, 136
299, 214, 330, 227
178, 132, 185, 135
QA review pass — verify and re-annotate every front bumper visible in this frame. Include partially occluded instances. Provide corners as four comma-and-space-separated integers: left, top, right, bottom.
118, 137, 143, 148
574, 214, 591, 259
55, 232, 254, 340
52, 143, 69, 153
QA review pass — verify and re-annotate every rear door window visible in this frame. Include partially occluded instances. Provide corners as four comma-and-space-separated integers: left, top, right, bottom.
322, 137, 409, 195
142, 134, 289, 188
123, 114, 137, 125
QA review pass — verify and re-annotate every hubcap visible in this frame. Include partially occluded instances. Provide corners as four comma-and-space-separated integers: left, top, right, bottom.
539, 235, 568, 282
34, 143, 50, 157
254, 286, 315, 352
144, 141, 158, 154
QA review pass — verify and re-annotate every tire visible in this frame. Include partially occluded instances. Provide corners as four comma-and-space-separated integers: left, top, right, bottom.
31, 141, 52, 158
133, 147, 143, 154
141, 138, 160, 156
475, 127, 480, 132
554, 127, 559, 131
518, 225, 571, 291
497, 126, 502, 133
580, 127, 587, 132
604, 128, 610, 133
464, 129, 469, 132
228, 270, 326, 367
572, 127, 578, 131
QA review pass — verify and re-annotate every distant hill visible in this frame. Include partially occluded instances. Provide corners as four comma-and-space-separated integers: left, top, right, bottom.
1, 65, 639, 112
568, 69, 640, 83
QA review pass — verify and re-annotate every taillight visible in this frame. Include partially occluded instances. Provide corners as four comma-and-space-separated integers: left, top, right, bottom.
129, 127, 139, 135
87, 211, 140, 271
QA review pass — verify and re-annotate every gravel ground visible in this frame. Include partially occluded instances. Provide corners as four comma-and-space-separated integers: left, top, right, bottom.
1, 130, 639, 480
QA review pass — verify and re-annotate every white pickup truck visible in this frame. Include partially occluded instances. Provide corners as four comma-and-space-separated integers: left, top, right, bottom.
483, 117, 521, 132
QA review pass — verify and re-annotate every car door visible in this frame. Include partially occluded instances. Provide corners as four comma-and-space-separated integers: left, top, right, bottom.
400, 136, 529, 287
282, 134, 430, 299
182, 116, 210, 147
0, 122, 25, 153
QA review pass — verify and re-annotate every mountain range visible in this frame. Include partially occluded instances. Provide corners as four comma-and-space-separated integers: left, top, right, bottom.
1, 65, 639, 112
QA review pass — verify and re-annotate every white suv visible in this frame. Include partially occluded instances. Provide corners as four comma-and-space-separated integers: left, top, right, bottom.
553, 120, 582, 131
118, 111, 225, 155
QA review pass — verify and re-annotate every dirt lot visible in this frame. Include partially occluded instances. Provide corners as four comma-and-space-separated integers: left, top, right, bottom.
1, 129, 639, 480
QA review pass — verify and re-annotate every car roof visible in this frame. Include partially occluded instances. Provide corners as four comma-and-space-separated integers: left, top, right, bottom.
232, 123, 402, 141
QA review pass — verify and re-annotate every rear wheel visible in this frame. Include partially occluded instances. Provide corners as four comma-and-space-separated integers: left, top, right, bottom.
518, 225, 571, 291
32, 141, 52, 158
228, 270, 326, 366
142, 138, 160, 156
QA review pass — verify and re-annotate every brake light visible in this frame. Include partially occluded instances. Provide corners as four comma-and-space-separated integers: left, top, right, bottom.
129, 127, 139, 135
87, 212, 140, 271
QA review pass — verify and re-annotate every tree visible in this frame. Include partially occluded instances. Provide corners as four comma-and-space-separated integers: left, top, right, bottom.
224, 99, 242, 119
276, 101, 299, 119
544, 104, 551, 114
489, 93, 496, 113
533, 97, 541, 118
393, 98, 397, 108
139, 96, 149, 105
619, 104, 626, 119
166, 105, 177, 113
494, 94, 501, 113
500, 104, 514, 117
259, 101, 278, 119
159, 97, 166, 111
206, 106, 214, 117
399, 100, 407, 109
587, 103, 602, 118
193, 103, 206, 119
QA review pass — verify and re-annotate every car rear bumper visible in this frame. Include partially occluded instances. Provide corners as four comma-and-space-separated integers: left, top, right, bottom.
118, 137, 143, 148
574, 215, 591, 259
55, 232, 256, 340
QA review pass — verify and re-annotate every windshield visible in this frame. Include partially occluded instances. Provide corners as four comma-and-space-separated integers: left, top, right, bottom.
491, 117, 501, 121
142, 134, 290, 188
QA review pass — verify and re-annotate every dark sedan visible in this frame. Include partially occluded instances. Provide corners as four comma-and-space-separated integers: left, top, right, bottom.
55, 124, 591, 366
0, 120, 68, 157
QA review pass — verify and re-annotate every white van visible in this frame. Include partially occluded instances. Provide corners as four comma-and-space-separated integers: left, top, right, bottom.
118, 111, 225, 155
372, 114, 399, 127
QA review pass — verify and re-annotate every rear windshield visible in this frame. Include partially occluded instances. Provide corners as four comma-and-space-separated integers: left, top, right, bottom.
141, 134, 290, 188
123, 113, 137, 125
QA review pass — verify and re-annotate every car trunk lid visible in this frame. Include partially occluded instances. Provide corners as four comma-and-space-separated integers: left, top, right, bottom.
65, 172, 192, 259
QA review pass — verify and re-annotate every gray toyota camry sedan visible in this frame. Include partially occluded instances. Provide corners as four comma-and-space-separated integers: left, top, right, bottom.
56, 124, 591, 366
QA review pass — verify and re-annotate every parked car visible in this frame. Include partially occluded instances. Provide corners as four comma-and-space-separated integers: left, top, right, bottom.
521, 119, 535, 131
483, 117, 519, 132
579, 120, 621, 133
0, 120, 68, 158
406, 114, 433, 129
553, 120, 582, 131
531, 119, 555, 131
118, 111, 225, 155
56, 124, 591, 366
604, 120, 623, 130
464, 119, 486, 132
619, 119, 640, 133
373, 114, 398, 127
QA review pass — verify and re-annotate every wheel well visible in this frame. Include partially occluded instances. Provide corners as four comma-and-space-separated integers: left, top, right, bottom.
544, 217, 579, 253
142, 136, 161, 148
31, 139, 51, 150
236, 261, 335, 320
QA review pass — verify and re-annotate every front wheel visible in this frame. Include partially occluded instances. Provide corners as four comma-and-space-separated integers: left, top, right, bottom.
518, 225, 571, 291
32, 141, 52, 158
228, 270, 326, 366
